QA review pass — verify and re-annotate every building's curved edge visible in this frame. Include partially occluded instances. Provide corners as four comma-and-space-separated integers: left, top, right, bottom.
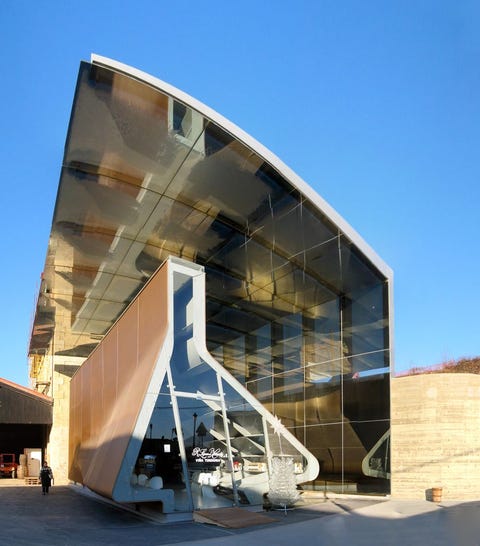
90, 54, 393, 281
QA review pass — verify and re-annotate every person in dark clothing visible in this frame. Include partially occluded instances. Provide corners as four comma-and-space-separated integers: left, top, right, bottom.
39, 461, 53, 495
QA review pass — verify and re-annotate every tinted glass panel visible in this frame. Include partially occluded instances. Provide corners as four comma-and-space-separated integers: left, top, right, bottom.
31, 60, 391, 496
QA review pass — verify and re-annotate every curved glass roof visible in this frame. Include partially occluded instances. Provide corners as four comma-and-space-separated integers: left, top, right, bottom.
29, 56, 391, 384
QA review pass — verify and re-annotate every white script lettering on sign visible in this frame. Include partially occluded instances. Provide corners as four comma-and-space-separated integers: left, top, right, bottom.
191, 447, 226, 463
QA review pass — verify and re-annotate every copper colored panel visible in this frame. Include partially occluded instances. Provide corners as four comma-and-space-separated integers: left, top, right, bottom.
138, 264, 169, 381
69, 260, 169, 499
117, 301, 138, 386
90, 347, 103, 441
102, 336, 116, 425
80, 358, 91, 449
68, 369, 82, 483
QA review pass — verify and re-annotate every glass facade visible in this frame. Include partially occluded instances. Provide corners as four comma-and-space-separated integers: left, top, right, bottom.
145, 264, 318, 509
30, 59, 391, 495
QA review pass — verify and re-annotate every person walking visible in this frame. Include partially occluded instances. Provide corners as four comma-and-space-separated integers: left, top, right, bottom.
39, 461, 54, 495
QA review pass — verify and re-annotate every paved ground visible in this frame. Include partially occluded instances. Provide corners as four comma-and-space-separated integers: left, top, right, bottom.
1, 479, 480, 545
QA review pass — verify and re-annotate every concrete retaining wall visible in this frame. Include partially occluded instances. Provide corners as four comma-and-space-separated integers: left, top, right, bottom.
391, 373, 480, 500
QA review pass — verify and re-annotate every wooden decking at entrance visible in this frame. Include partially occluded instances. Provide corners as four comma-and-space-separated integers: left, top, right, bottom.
193, 506, 275, 528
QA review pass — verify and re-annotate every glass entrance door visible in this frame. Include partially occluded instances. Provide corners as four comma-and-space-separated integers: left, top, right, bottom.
168, 375, 240, 510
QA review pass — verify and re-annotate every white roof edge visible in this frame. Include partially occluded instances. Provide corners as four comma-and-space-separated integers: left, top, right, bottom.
90, 54, 392, 280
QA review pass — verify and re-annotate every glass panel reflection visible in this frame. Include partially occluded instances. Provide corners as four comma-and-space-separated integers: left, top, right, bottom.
306, 423, 343, 478
31, 59, 391, 497
167, 126, 271, 229
252, 196, 338, 259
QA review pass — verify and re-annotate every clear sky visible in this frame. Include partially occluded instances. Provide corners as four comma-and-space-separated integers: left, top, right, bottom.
0, 1, 479, 386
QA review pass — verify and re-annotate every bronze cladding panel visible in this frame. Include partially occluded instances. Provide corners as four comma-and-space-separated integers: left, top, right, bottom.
68, 363, 82, 483
69, 262, 169, 498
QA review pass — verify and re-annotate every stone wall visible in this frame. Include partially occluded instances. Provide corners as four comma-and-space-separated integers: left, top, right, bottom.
43, 355, 84, 484
391, 373, 480, 500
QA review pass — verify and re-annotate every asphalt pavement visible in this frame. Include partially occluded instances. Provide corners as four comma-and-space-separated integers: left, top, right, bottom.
1, 478, 479, 546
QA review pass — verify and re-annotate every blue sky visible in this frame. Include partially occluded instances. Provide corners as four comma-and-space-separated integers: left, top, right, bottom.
0, 1, 479, 386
